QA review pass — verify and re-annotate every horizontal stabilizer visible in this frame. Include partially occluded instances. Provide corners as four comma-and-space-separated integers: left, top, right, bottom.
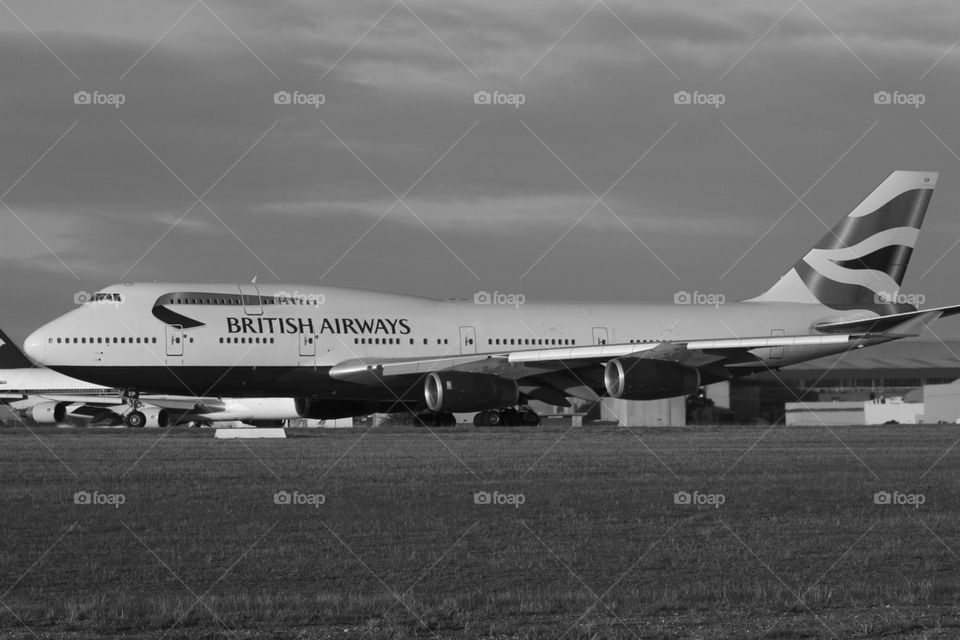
813, 304, 960, 335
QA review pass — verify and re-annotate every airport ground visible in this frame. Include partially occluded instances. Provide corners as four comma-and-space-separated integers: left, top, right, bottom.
1, 424, 960, 639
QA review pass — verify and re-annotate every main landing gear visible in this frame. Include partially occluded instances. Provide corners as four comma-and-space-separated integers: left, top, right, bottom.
122, 390, 146, 428
473, 407, 540, 427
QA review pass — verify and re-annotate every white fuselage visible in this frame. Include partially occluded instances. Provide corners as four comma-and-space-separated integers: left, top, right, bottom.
23, 282, 863, 402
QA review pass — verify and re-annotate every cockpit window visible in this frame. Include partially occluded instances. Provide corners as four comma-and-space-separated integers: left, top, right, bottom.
91, 293, 123, 303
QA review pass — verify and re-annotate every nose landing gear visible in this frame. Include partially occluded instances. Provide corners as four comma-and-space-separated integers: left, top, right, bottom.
121, 389, 146, 428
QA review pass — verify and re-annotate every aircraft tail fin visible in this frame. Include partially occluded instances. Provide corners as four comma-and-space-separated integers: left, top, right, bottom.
748, 170, 938, 314
0, 329, 34, 369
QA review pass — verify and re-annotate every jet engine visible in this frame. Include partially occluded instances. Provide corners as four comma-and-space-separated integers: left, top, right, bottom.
141, 408, 169, 428
424, 372, 518, 412
604, 358, 700, 400
29, 401, 66, 425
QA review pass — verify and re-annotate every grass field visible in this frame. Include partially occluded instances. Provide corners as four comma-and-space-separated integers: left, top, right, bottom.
2, 424, 960, 639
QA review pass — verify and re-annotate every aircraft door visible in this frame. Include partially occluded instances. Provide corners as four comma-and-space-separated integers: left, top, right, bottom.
166, 325, 184, 356
238, 284, 262, 315
459, 326, 476, 354
300, 333, 316, 357
770, 328, 785, 359
592, 327, 609, 345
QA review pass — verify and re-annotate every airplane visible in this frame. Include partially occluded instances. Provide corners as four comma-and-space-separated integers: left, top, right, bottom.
23, 170, 960, 427
0, 328, 298, 427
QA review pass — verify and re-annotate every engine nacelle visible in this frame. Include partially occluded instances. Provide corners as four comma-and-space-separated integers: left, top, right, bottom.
604, 358, 700, 400
142, 408, 169, 428
30, 401, 67, 425
424, 372, 518, 412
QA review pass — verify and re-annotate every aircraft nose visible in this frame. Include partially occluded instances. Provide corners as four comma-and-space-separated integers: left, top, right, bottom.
23, 328, 47, 364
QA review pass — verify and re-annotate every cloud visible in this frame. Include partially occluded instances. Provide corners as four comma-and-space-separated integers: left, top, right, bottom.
0, 0, 959, 337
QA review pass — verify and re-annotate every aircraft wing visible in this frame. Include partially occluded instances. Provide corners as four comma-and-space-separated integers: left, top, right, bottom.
27, 394, 224, 412
328, 333, 862, 385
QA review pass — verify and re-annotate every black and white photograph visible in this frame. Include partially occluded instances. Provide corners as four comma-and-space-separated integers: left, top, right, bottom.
3, 1, 960, 638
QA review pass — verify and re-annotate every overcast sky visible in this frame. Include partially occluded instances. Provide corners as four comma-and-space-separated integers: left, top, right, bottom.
2, 0, 960, 342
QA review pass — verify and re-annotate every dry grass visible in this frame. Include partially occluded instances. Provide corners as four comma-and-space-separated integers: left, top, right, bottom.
1, 424, 960, 638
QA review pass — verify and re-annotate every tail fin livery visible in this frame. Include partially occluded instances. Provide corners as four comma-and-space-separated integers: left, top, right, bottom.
750, 171, 938, 313
0, 329, 34, 369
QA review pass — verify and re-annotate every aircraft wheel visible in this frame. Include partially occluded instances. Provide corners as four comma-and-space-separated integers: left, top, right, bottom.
473, 413, 483, 426
501, 408, 520, 426
440, 413, 456, 427
522, 410, 541, 426
483, 410, 501, 426
125, 411, 146, 428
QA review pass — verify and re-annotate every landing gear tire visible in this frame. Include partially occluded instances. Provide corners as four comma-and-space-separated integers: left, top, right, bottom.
439, 413, 456, 427
501, 408, 520, 426
125, 411, 146, 428
521, 410, 541, 426
474, 409, 502, 426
